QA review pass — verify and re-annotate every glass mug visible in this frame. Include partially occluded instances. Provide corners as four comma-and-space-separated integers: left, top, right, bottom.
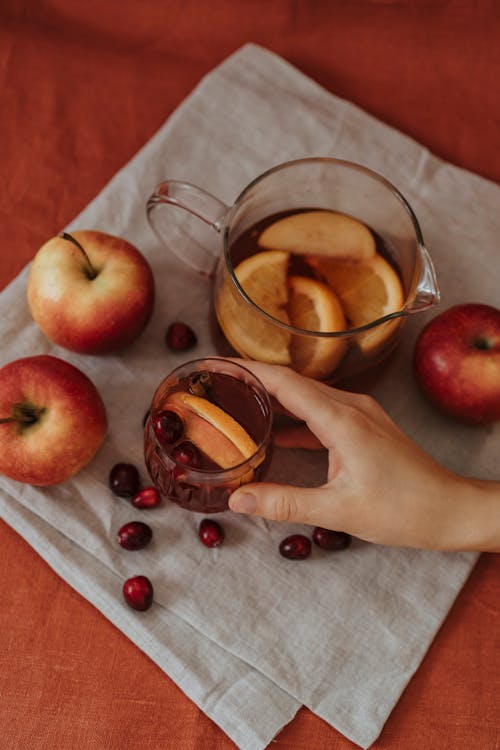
147, 157, 440, 383
144, 357, 272, 513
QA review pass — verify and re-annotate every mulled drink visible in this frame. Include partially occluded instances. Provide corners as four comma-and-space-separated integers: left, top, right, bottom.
144, 358, 272, 513
215, 207, 410, 382
147, 158, 440, 384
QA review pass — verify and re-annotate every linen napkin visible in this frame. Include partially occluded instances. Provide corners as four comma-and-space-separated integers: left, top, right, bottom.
1, 43, 499, 750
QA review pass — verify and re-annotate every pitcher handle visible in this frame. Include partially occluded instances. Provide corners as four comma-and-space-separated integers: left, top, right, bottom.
146, 180, 230, 276
406, 243, 441, 313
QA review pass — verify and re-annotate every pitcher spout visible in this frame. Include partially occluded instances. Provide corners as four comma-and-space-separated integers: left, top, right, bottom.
406, 244, 440, 313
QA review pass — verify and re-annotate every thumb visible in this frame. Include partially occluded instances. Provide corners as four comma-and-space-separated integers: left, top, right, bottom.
228, 482, 332, 525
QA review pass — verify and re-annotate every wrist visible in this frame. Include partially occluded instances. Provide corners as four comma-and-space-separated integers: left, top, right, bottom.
449, 477, 500, 552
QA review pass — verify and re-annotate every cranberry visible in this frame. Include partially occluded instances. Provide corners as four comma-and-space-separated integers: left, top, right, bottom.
312, 527, 352, 551
166, 322, 197, 351
172, 441, 201, 468
123, 575, 154, 611
152, 409, 183, 445
109, 463, 140, 498
132, 486, 161, 509
198, 518, 225, 547
279, 534, 311, 560
142, 409, 150, 427
117, 521, 153, 550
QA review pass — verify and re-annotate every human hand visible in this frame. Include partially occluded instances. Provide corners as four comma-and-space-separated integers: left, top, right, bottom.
229, 362, 500, 552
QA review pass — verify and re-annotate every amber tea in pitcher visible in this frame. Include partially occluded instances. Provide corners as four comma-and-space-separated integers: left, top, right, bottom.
148, 158, 440, 383
214, 206, 407, 382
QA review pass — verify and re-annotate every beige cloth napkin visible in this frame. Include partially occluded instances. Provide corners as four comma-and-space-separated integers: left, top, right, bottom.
1, 44, 498, 749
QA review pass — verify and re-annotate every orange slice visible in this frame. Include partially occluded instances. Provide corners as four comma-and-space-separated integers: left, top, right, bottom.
308, 253, 405, 354
287, 275, 347, 379
165, 392, 258, 469
258, 210, 376, 260
216, 250, 292, 365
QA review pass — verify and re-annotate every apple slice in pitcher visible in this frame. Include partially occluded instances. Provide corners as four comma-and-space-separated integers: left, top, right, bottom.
258, 210, 376, 260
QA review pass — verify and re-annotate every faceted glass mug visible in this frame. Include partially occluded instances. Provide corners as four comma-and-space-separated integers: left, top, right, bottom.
144, 357, 272, 513
147, 157, 440, 383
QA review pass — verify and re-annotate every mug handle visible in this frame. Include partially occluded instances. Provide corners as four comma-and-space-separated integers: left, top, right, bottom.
146, 180, 230, 276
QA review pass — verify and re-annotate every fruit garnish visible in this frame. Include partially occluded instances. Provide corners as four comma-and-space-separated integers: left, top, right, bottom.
180, 393, 258, 457
109, 463, 140, 498
258, 210, 376, 260
117, 521, 153, 550
279, 534, 312, 560
132, 486, 161, 509
308, 252, 404, 353
164, 391, 258, 469
166, 321, 197, 351
287, 275, 347, 379
172, 441, 201, 468
122, 575, 154, 611
312, 527, 352, 550
217, 249, 292, 365
198, 518, 225, 547
152, 409, 184, 445
165, 392, 258, 468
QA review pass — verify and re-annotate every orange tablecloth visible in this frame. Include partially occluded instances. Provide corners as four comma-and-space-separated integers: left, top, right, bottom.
1, 2, 499, 748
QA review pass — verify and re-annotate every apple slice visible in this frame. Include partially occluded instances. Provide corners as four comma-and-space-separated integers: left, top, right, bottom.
164, 392, 258, 469
258, 210, 376, 260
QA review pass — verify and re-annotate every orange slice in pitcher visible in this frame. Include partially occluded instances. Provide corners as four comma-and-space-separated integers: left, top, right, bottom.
165, 392, 258, 469
258, 210, 376, 260
216, 249, 292, 365
287, 275, 347, 379
308, 253, 404, 354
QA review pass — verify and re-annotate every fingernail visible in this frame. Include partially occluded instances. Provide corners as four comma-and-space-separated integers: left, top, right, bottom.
229, 492, 256, 514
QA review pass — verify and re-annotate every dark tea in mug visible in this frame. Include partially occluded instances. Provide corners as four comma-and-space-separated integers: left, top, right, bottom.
144, 358, 272, 513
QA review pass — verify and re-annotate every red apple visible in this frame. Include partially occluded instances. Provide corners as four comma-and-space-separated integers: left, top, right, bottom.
413, 303, 500, 424
27, 230, 155, 354
0, 355, 107, 485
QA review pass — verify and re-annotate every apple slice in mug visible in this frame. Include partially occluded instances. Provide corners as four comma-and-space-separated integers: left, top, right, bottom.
0, 355, 107, 485
27, 230, 155, 354
163, 391, 259, 469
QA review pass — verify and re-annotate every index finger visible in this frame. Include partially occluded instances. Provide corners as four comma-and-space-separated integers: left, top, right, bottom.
232, 360, 351, 445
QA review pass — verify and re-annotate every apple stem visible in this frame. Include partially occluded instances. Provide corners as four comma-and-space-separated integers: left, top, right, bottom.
474, 336, 491, 350
59, 232, 98, 280
0, 402, 46, 431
